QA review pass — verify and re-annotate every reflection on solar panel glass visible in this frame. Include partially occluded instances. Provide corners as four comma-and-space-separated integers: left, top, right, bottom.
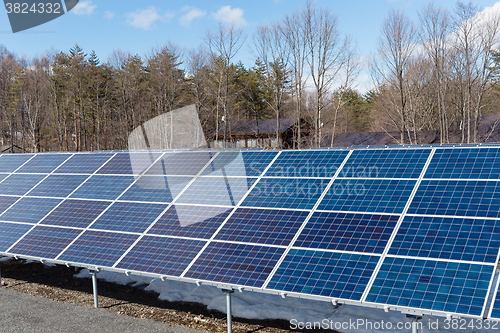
148, 205, 231, 239
318, 179, 416, 214
119, 176, 191, 203
201, 151, 277, 177
177, 177, 255, 206
145, 152, 214, 176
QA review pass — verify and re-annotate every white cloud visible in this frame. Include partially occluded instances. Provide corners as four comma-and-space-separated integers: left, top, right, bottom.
212, 6, 247, 27
72, 0, 96, 15
179, 6, 206, 26
104, 10, 115, 19
126, 6, 166, 30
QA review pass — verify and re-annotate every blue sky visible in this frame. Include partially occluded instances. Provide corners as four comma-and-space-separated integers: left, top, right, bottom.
1, 0, 500, 89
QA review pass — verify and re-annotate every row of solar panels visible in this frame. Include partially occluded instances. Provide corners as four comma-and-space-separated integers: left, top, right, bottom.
0, 147, 499, 320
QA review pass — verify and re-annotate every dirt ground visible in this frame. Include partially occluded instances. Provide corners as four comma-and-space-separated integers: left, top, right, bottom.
0, 259, 340, 333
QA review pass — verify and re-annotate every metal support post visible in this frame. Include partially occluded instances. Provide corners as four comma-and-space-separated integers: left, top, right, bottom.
406, 314, 422, 333
0, 263, 2, 288
222, 289, 234, 333
90, 270, 98, 308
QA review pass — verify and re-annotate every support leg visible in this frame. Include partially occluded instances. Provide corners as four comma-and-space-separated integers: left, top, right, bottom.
406, 314, 422, 333
90, 270, 98, 308
222, 289, 234, 333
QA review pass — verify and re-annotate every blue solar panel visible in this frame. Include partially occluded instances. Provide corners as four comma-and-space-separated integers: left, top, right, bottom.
58, 230, 138, 266
264, 150, 349, 177
365, 257, 493, 317
389, 216, 500, 263
0, 174, 8, 182
116, 236, 206, 276
70, 175, 135, 200
0, 197, 61, 223
148, 205, 231, 239
145, 152, 214, 176
340, 149, 430, 178
42, 199, 111, 228
119, 176, 192, 203
201, 151, 278, 177
0, 196, 19, 214
90, 202, 167, 233
318, 179, 416, 214
97, 152, 162, 175
426, 148, 500, 179
267, 250, 379, 300
8, 226, 81, 258
408, 180, 500, 218
295, 212, 399, 254
0, 154, 33, 173
15, 154, 71, 174
184, 243, 285, 288
242, 178, 331, 210
215, 208, 309, 246
0, 222, 33, 251
54, 153, 114, 174
0, 174, 46, 195
28, 175, 88, 198
176, 177, 255, 206
490, 285, 500, 319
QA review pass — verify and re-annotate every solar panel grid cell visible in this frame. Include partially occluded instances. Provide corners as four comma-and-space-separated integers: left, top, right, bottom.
27, 174, 88, 198
116, 236, 207, 276
70, 175, 135, 200
15, 154, 71, 174
295, 212, 399, 254
389, 215, 500, 263
0, 197, 62, 223
215, 208, 309, 246
54, 153, 114, 174
119, 176, 192, 203
426, 148, 500, 179
0, 196, 19, 215
97, 152, 162, 175
365, 257, 493, 317
145, 152, 214, 176
201, 151, 278, 177
0, 174, 46, 196
267, 250, 379, 300
0, 222, 33, 251
0, 154, 33, 173
58, 230, 139, 266
42, 199, 111, 229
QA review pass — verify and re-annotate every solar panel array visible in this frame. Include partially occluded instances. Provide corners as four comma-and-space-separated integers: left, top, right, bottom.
0, 146, 500, 320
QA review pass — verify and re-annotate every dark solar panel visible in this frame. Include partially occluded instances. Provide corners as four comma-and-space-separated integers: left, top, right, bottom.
426, 148, 500, 179
295, 212, 399, 254
365, 257, 493, 317
184, 243, 285, 288
8, 226, 81, 258
0, 196, 20, 214
15, 154, 71, 174
42, 199, 111, 228
70, 175, 135, 200
176, 177, 256, 206
201, 151, 278, 177
490, 285, 500, 319
242, 178, 331, 210
408, 180, 500, 218
147, 205, 231, 239
0, 197, 61, 223
89, 202, 167, 233
267, 250, 379, 300
0, 174, 46, 195
264, 150, 349, 177
389, 215, 500, 263
215, 208, 309, 246
145, 152, 214, 176
0, 154, 33, 173
119, 176, 192, 203
0, 222, 33, 251
58, 230, 139, 266
116, 236, 207, 276
318, 179, 416, 214
340, 149, 430, 178
54, 153, 114, 174
97, 152, 162, 175
28, 175, 88, 198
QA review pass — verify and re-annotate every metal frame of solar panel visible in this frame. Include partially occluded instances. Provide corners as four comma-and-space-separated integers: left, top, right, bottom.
0, 145, 500, 322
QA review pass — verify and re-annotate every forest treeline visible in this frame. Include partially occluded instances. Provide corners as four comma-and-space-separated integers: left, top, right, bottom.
1, 1, 500, 152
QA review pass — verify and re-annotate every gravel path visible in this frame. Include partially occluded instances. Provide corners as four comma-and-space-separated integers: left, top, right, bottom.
0, 287, 207, 333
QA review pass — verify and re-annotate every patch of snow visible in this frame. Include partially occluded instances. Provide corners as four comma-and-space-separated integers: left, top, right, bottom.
74, 269, 497, 333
